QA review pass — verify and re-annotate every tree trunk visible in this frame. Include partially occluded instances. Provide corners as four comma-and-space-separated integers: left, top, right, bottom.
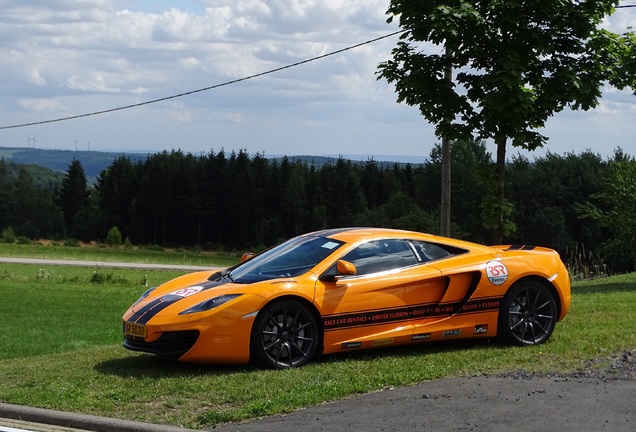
440, 136, 451, 237
492, 137, 507, 245
440, 45, 453, 237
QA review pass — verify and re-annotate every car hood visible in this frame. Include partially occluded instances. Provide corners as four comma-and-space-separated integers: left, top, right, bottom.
132, 278, 235, 313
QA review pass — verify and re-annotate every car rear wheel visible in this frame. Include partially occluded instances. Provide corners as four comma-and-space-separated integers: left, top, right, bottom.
498, 280, 557, 346
250, 300, 319, 368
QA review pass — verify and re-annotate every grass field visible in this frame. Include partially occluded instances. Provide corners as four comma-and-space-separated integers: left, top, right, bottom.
0, 253, 634, 429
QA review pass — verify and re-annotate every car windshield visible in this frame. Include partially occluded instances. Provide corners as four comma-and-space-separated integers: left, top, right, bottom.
228, 235, 345, 284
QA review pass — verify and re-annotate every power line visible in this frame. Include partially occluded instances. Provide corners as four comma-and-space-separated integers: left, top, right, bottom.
2, 4, 634, 132
0, 31, 402, 131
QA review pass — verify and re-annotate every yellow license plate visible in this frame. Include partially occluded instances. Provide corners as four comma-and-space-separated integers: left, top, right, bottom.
124, 322, 147, 338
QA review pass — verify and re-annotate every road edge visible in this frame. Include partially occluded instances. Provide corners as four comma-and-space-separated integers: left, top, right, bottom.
0, 402, 199, 432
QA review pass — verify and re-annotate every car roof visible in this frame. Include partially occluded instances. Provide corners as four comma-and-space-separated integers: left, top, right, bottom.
307, 227, 440, 244
305, 227, 491, 253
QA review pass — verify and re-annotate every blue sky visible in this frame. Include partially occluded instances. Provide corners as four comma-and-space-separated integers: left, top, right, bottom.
0, 1, 634, 162
130, 0, 206, 14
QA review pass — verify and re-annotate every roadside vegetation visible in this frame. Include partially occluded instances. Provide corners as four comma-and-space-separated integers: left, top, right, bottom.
0, 258, 633, 429
2, 145, 635, 274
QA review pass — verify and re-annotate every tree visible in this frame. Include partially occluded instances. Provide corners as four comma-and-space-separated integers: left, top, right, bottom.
604, 29, 636, 91
58, 159, 90, 237
95, 156, 139, 241
378, 0, 627, 243
12, 167, 64, 239
577, 151, 636, 272
0, 159, 13, 231
507, 150, 606, 253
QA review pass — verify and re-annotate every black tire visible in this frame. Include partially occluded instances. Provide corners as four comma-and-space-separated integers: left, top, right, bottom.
498, 280, 557, 346
250, 300, 320, 368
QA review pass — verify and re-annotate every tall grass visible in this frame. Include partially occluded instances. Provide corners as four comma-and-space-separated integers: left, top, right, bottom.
565, 243, 609, 282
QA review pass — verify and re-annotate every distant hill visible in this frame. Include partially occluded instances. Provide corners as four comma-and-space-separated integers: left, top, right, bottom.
0, 158, 65, 190
0, 147, 150, 179
269, 155, 425, 169
0, 147, 427, 184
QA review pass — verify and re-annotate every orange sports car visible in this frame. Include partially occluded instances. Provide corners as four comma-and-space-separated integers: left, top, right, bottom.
122, 228, 571, 368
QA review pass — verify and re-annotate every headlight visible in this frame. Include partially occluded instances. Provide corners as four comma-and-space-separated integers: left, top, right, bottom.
179, 294, 242, 315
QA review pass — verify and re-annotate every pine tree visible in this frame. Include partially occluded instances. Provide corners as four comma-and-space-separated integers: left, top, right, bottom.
58, 159, 90, 238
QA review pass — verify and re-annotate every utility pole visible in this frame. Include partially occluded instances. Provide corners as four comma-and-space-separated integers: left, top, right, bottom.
440, 46, 452, 237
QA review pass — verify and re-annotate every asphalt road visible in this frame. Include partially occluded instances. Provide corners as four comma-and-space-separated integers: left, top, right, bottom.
0, 257, 213, 272
211, 350, 636, 432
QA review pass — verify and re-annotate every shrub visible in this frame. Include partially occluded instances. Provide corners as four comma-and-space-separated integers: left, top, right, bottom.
202, 242, 224, 252
16, 236, 32, 245
1, 227, 16, 244
106, 226, 122, 247
89, 271, 128, 285
64, 238, 80, 247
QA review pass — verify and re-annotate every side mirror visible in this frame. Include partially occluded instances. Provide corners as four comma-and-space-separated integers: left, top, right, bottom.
240, 252, 256, 262
320, 260, 357, 283
337, 260, 356, 276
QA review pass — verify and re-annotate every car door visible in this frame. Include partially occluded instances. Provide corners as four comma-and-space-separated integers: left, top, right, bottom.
314, 238, 446, 351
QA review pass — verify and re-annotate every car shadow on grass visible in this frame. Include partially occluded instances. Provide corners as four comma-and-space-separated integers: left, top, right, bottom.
94, 352, 257, 378
94, 338, 502, 379
319, 338, 504, 365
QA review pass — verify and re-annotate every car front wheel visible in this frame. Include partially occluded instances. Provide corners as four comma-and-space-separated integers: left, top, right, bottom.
250, 300, 320, 368
498, 280, 557, 346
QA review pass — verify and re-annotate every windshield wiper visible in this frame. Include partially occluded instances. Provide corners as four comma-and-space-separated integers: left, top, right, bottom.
222, 270, 234, 282
208, 268, 234, 283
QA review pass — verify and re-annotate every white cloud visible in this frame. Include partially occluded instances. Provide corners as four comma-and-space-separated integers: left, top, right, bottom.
18, 98, 61, 111
0, 0, 633, 160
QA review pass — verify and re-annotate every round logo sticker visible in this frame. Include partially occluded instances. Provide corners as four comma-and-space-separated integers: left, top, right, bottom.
486, 261, 508, 285
172, 286, 204, 297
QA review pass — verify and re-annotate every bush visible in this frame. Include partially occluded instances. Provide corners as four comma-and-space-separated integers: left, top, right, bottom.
64, 238, 80, 247
202, 242, 224, 252
1, 227, 16, 244
90, 271, 128, 285
106, 226, 122, 247
16, 236, 32, 245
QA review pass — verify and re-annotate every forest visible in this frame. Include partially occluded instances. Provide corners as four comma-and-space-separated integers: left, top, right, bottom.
0, 141, 634, 275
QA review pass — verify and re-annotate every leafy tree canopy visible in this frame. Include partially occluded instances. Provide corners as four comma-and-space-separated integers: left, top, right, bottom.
378, 0, 628, 150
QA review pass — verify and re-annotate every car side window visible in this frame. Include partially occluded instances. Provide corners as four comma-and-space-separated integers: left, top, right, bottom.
409, 240, 458, 262
342, 239, 418, 276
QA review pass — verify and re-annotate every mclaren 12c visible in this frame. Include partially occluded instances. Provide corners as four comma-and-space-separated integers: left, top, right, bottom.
122, 228, 571, 368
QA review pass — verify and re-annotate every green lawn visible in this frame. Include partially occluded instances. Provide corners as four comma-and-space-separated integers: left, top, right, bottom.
0, 261, 634, 429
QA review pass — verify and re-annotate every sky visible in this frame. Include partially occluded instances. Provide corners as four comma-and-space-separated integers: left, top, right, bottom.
0, 0, 634, 163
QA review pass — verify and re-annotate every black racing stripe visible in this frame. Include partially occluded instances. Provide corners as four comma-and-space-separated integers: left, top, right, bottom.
129, 298, 163, 323
505, 245, 537, 251
129, 297, 179, 325
128, 281, 223, 325
134, 301, 175, 325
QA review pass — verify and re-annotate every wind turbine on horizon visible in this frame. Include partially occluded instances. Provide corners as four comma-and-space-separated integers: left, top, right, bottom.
25, 134, 37, 148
